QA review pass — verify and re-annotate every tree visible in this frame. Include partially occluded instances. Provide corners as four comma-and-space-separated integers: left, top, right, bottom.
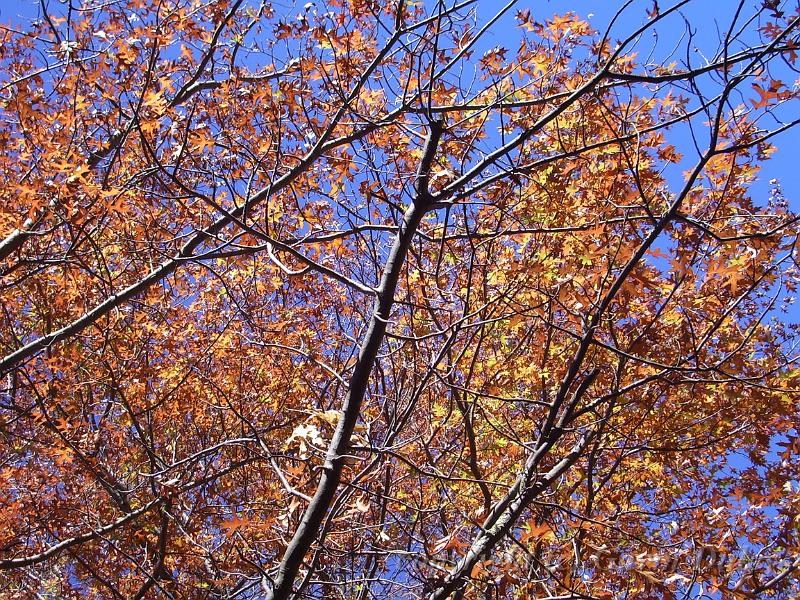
0, 0, 799, 597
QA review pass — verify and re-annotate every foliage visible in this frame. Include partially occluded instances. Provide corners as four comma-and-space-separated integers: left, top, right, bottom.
0, 0, 799, 598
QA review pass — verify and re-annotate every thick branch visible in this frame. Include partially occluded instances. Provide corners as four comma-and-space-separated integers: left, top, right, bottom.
266, 122, 443, 599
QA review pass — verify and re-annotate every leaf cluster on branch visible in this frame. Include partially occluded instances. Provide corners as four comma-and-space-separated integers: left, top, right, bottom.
0, 0, 799, 598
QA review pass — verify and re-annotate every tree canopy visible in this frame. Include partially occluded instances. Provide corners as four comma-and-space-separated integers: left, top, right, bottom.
1, 0, 799, 598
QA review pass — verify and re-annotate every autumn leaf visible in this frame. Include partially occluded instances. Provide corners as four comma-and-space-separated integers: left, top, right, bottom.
221, 514, 250, 535
520, 521, 555, 544
750, 79, 790, 108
